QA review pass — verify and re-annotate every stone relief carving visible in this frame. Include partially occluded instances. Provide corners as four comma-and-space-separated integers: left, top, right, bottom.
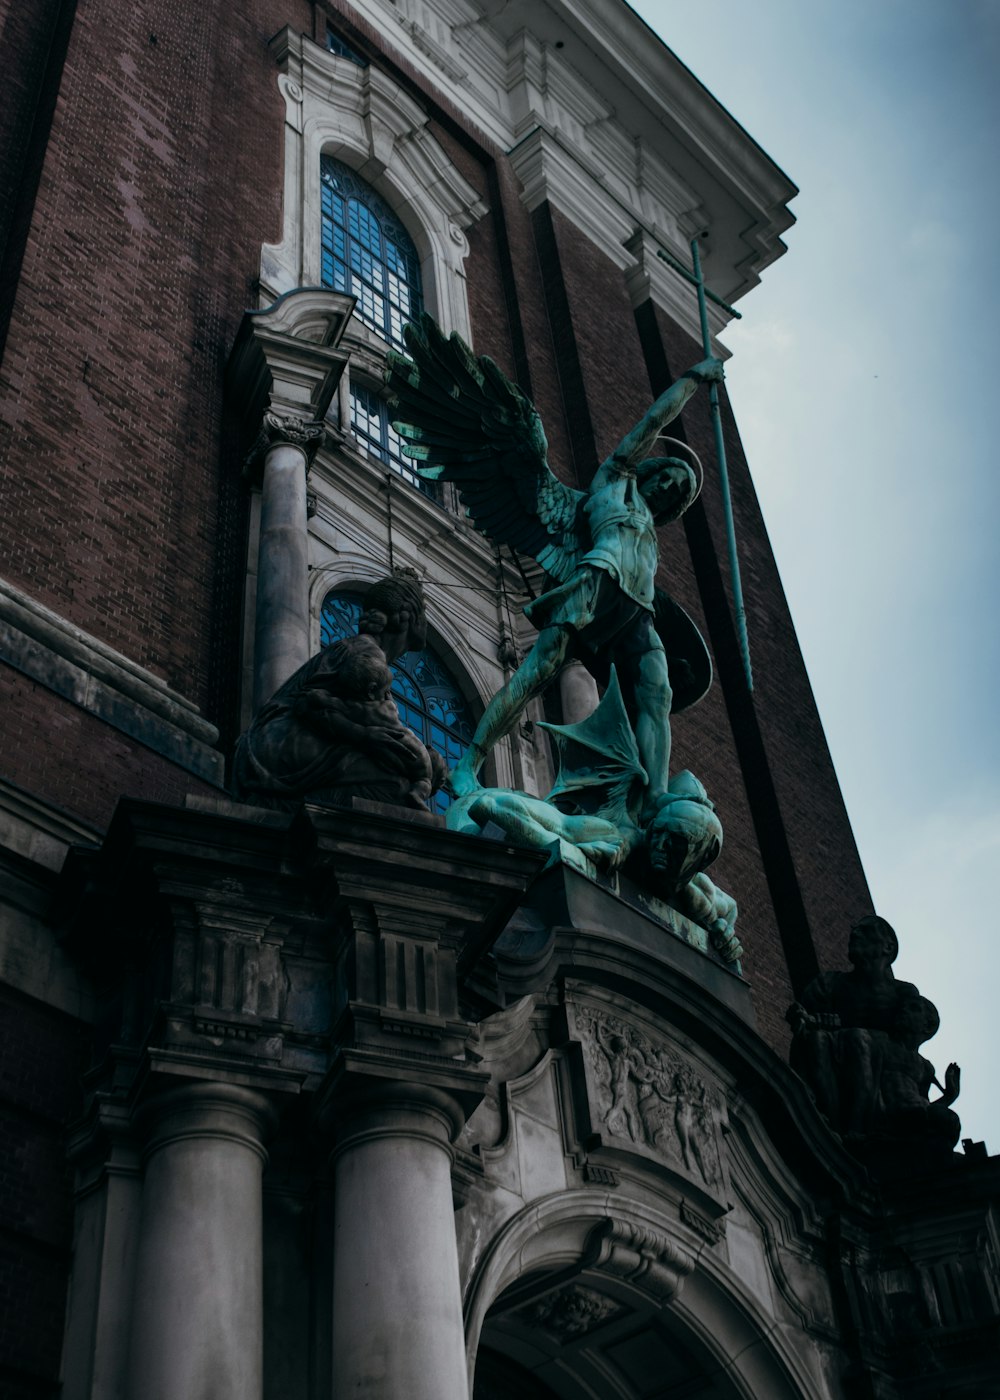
248, 411, 326, 468
574, 1007, 725, 1189
513, 1284, 625, 1343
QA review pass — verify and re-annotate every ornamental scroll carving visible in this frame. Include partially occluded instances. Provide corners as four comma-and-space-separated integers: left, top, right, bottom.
506, 1218, 693, 1342
573, 1007, 726, 1193
512, 1284, 626, 1343
247, 411, 325, 469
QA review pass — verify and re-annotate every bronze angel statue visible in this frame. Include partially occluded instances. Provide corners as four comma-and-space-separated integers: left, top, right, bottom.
386, 313, 723, 822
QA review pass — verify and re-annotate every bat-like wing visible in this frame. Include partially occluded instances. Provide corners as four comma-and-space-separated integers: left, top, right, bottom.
386, 314, 584, 582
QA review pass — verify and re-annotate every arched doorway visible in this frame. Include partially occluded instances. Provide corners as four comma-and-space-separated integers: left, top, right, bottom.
473, 1269, 743, 1400
465, 1197, 813, 1400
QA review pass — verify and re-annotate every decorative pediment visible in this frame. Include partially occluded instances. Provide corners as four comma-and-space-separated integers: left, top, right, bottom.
567, 996, 732, 1210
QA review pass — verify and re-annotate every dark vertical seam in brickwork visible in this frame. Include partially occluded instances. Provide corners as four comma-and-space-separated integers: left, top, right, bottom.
485, 163, 533, 398
0, 0, 78, 369
530, 202, 597, 487
634, 298, 821, 994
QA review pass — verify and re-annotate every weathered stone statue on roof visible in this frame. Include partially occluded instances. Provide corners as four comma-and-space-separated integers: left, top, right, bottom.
787, 915, 962, 1164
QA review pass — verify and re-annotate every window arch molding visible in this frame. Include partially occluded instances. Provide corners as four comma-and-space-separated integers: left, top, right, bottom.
262, 27, 488, 344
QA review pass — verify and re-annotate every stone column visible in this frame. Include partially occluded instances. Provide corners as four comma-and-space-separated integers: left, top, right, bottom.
331, 1087, 471, 1400
252, 411, 324, 709
126, 1082, 276, 1400
225, 288, 354, 714
560, 659, 600, 724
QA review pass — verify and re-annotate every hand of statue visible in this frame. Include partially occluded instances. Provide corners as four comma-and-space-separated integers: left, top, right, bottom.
943, 1062, 961, 1104
787, 1003, 839, 1033
686, 358, 725, 386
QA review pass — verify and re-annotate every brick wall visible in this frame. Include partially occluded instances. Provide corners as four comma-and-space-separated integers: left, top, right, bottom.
0, 0, 310, 715
0, 663, 219, 830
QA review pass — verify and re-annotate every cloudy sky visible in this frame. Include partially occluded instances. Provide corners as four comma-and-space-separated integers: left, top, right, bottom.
630, 0, 1000, 1142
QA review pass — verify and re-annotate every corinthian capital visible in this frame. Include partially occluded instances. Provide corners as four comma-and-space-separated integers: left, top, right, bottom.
248, 412, 326, 470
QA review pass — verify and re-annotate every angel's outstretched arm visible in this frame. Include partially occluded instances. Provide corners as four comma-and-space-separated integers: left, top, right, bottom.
590, 359, 723, 490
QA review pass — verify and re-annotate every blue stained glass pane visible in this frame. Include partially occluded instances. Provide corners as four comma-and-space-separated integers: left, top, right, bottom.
320, 156, 422, 351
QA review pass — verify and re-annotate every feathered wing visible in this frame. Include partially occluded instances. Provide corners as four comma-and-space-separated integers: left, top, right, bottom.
386, 314, 584, 581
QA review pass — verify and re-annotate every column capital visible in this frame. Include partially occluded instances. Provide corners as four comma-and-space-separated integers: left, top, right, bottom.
248, 410, 326, 471
134, 1080, 279, 1166
226, 286, 354, 448
317, 1071, 475, 1159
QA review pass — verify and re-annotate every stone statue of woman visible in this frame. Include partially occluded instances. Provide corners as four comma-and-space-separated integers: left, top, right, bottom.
232, 570, 445, 811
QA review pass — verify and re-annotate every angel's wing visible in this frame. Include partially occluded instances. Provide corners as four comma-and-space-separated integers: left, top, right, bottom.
386, 314, 584, 582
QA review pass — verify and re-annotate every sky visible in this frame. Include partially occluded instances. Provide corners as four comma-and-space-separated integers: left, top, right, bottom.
629, 0, 1000, 1144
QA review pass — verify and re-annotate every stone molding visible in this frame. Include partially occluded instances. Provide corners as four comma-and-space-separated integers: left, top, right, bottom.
58, 797, 543, 1104
0, 772, 99, 871
262, 28, 487, 343
226, 287, 355, 440
623, 227, 732, 354
327, 0, 795, 320
0, 573, 223, 785
135, 1081, 278, 1167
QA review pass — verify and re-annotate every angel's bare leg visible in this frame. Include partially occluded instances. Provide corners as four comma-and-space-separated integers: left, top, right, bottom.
449, 626, 571, 796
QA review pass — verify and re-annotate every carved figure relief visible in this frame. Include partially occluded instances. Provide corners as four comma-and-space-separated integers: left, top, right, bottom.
513, 1284, 625, 1343
574, 1007, 724, 1189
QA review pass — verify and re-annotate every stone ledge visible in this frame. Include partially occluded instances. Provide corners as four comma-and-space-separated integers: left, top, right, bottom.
0, 773, 100, 872
0, 575, 224, 784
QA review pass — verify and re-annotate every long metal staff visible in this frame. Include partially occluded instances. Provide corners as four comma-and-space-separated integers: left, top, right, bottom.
657, 239, 754, 692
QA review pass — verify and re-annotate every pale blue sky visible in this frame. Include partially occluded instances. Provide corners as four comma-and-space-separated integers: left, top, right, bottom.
631, 0, 1000, 1142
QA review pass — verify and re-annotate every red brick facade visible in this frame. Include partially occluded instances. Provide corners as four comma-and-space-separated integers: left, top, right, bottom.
0, 2, 875, 1385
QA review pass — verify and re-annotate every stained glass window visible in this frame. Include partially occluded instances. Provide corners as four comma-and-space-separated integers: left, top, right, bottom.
348, 380, 438, 499
320, 590, 475, 814
320, 156, 422, 351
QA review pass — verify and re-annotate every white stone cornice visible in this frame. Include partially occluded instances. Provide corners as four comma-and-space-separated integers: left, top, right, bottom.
508, 124, 636, 269
327, 0, 795, 311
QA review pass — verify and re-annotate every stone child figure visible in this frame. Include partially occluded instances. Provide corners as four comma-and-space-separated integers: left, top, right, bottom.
387, 314, 720, 821
232, 570, 444, 810
880, 996, 961, 1150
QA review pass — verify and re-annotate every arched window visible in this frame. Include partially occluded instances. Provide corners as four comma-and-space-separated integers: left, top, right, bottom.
320, 590, 474, 814
320, 156, 423, 352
